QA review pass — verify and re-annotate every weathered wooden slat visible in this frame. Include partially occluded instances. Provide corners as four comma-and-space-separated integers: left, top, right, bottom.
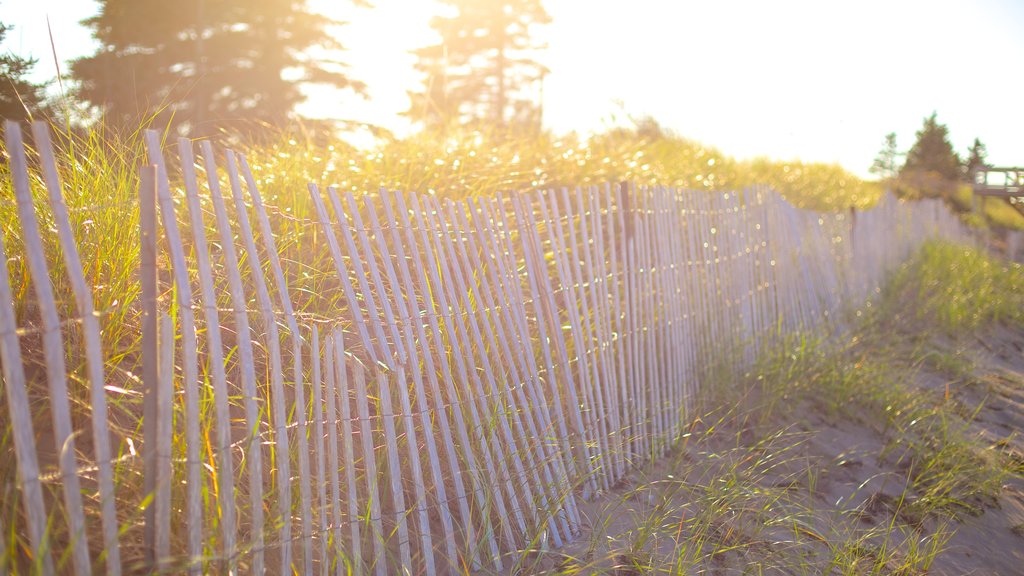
342, 190, 407, 364
537, 189, 608, 492
144, 131, 204, 570
308, 184, 380, 365
508, 193, 581, 488
33, 122, 122, 575
309, 326, 331, 575
200, 143, 265, 575
577, 187, 623, 480
238, 156, 314, 575
326, 187, 396, 365
415, 195, 505, 566
224, 150, 293, 573
331, 332, 363, 574
365, 193, 449, 572
378, 189, 464, 571
155, 313, 174, 563
322, 330, 346, 573
511, 193, 596, 498
351, 362, 387, 576
371, 365, 411, 572
433, 198, 527, 553
0, 197, 53, 576
179, 139, 237, 568
482, 197, 578, 537
5, 122, 91, 576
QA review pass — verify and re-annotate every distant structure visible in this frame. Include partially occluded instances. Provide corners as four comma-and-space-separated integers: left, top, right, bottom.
972, 166, 1024, 216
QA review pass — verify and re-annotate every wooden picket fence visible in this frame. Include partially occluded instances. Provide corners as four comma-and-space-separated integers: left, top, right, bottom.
0, 121, 971, 575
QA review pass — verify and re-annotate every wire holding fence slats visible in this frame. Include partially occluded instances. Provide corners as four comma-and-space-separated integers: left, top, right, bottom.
0, 121, 974, 575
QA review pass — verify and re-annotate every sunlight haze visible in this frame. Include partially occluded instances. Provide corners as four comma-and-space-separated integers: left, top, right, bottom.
6, 0, 1022, 176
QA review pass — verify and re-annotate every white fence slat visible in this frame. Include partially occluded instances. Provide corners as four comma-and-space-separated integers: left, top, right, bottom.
5, 122, 91, 576
200, 143, 265, 575
225, 151, 292, 573
363, 196, 440, 572
431, 199, 525, 554
523, 192, 600, 497
331, 332, 363, 574
374, 365, 412, 571
327, 187, 395, 366
342, 190, 407, 364
32, 122, 122, 575
512, 193, 596, 498
178, 138, 238, 567
593, 186, 628, 480
448, 200, 534, 542
238, 156, 314, 575
144, 131, 205, 570
155, 313, 174, 563
397, 191, 484, 570
308, 183, 380, 365
415, 195, 504, 566
577, 188, 623, 481
376, 191, 462, 570
481, 197, 577, 540
309, 327, 330, 575
351, 362, 387, 576
322, 330, 345, 573
541, 189, 611, 490
507, 194, 580, 499
0, 211, 53, 576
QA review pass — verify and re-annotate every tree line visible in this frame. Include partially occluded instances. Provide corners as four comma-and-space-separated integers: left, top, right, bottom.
870, 112, 989, 203
0, 0, 550, 135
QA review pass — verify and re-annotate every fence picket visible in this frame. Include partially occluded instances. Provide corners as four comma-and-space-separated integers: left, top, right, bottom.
0, 200, 53, 576
434, 199, 528, 552
322, 329, 346, 573
32, 122, 122, 575
373, 365, 413, 571
309, 183, 380, 365
225, 151, 293, 573
200, 144, 265, 575
380, 189, 467, 571
331, 332, 364, 574
309, 326, 331, 574
416, 195, 505, 566
238, 156, 314, 575
366, 193, 451, 571
178, 139, 238, 568
482, 197, 579, 536
144, 132, 205, 571
5, 122, 91, 576
155, 313, 174, 564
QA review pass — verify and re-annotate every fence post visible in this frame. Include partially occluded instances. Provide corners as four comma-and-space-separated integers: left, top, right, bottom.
140, 164, 159, 569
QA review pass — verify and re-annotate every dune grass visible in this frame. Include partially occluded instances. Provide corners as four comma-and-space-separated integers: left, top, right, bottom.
514, 241, 1022, 574
0, 118, 996, 573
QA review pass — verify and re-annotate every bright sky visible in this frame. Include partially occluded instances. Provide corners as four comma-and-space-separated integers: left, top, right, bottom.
5, 0, 1023, 177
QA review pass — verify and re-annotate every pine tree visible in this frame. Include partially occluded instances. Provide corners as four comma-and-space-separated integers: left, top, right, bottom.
71, 0, 366, 133
963, 137, 987, 181
409, 0, 550, 131
901, 112, 960, 182
0, 15, 48, 122
869, 132, 900, 180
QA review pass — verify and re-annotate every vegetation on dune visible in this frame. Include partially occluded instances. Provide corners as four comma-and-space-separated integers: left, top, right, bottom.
528, 241, 1022, 573
238, 119, 880, 211
870, 113, 1023, 231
